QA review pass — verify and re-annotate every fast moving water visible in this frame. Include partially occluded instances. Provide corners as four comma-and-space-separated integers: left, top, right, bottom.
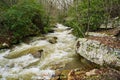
0, 24, 94, 80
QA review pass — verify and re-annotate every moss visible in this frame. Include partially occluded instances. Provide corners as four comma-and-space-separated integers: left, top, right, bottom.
6, 76, 19, 80
24, 59, 40, 68
20, 73, 35, 80
0, 75, 2, 78
6, 78, 19, 80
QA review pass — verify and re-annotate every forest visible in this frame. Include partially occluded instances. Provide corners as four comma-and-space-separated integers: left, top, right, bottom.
0, 0, 120, 80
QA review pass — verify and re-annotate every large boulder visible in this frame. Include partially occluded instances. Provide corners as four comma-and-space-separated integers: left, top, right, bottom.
76, 38, 120, 69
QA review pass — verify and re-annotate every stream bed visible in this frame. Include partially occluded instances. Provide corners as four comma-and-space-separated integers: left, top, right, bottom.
0, 24, 97, 80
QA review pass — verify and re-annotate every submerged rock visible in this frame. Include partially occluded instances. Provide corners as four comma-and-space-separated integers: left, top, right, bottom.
47, 37, 57, 44
4, 46, 47, 59
76, 38, 120, 69
32, 49, 43, 58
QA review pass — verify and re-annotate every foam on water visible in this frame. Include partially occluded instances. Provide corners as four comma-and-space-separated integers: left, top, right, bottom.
0, 24, 77, 79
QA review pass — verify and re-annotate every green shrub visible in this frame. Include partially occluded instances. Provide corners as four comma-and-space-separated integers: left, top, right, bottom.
64, 18, 86, 37
64, 0, 120, 37
79, 0, 105, 31
0, 0, 50, 43
0, 0, 9, 13
65, 0, 105, 34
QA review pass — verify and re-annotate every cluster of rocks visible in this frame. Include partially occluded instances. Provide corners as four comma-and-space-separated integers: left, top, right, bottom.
51, 68, 120, 80
0, 24, 120, 80
51, 27, 120, 80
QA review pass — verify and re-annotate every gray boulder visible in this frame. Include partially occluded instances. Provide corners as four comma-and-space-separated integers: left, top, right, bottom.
76, 38, 120, 69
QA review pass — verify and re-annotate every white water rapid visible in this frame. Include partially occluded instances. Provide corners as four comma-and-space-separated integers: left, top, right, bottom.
0, 24, 94, 80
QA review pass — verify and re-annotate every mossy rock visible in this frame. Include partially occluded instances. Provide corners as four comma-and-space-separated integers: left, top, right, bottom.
4, 46, 46, 59
19, 73, 35, 80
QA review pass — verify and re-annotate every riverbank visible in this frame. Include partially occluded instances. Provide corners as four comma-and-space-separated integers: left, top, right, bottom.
0, 24, 120, 80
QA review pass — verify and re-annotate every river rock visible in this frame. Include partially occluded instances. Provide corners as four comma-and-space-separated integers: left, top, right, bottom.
0, 43, 9, 49
51, 70, 70, 80
67, 68, 120, 80
4, 46, 46, 59
76, 38, 120, 69
51, 68, 120, 80
47, 37, 57, 44
32, 49, 43, 58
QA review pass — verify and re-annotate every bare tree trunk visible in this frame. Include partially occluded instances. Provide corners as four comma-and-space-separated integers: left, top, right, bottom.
86, 0, 90, 36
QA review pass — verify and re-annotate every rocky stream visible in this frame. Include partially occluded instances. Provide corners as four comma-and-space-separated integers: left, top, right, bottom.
0, 24, 120, 80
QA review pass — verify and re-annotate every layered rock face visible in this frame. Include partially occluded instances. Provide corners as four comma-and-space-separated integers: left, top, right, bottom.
76, 31, 120, 69
76, 38, 120, 67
